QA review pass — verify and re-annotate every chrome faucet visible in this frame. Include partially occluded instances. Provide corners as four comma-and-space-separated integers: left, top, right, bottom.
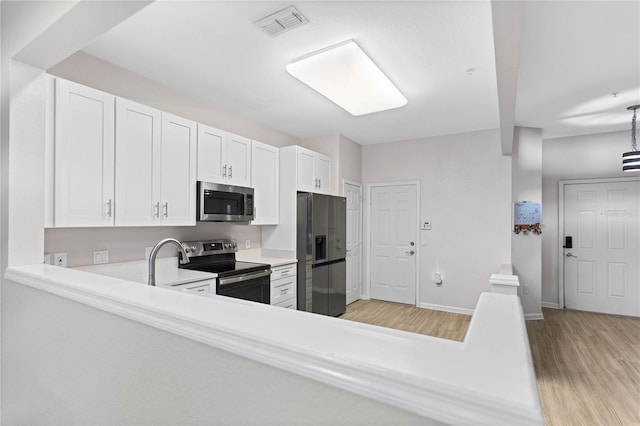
148, 238, 190, 286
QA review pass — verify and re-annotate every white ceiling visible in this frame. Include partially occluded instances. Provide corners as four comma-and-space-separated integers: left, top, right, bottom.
82, 1, 639, 145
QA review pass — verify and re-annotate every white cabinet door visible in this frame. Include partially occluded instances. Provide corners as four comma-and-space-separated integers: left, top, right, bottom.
315, 154, 332, 194
226, 133, 251, 187
296, 148, 316, 192
251, 141, 279, 225
160, 113, 197, 226
197, 124, 226, 184
115, 98, 161, 226
295, 147, 332, 194
54, 79, 115, 227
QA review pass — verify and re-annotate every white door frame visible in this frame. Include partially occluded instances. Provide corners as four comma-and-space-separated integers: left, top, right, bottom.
343, 179, 363, 302
366, 181, 421, 307
558, 176, 640, 309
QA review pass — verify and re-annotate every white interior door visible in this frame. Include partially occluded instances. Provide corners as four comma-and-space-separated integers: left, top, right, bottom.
345, 182, 363, 305
563, 180, 640, 317
369, 184, 418, 305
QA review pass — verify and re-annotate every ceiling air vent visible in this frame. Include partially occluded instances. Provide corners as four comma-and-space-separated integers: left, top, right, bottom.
254, 6, 309, 37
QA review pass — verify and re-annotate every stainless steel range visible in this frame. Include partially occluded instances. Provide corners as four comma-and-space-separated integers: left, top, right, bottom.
179, 239, 271, 304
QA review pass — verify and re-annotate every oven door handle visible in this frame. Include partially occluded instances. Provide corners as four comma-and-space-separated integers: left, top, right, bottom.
218, 269, 271, 286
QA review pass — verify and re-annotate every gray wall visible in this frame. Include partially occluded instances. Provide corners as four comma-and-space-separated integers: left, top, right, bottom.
362, 129, 512, 312
511, 127, 542, 318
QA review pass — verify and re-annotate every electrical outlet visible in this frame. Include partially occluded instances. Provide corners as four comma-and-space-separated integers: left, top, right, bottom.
54, 252, 67, 267
44, 253, 51, 265
245, 239, 251, 249
93, 250, 109, 264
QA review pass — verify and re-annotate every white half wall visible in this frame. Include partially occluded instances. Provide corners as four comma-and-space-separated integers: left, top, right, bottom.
2, 279, 435, 425
362, 129, 512, 311
541, 130, 629, 307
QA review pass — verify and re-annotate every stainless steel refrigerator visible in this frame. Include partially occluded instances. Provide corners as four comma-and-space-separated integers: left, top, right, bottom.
296, 192, 347, 316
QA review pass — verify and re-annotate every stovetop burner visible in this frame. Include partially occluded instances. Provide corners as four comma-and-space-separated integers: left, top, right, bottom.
179, 239, 270, 277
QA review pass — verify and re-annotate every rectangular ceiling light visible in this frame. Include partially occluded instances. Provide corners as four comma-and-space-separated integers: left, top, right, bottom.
285, 40, 407, 116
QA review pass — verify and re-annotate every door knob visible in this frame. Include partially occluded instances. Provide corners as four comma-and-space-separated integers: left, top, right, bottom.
405, 250, 415, 256
566, 252, 578, 258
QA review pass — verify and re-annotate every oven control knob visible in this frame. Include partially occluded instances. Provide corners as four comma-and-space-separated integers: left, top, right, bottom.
232, 242, 237, 248
224, 243, 230, 248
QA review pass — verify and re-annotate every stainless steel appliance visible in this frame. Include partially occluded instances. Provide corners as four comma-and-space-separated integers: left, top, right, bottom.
179, 239, 271, 303
296, 193, 347, 316
197, 181, 255, 222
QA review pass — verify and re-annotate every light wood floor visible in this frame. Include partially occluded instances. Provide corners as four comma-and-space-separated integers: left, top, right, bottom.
341, 300, 640, 426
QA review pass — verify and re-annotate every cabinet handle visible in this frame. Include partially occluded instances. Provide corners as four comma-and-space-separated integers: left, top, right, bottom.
106, 199, 112, 218
229, 165, 233, 178
318, 178, 321, 188
280, 288, 289, 294
163, 202, 168, 218
154, 202, 160, 218
223, 165, 227, 178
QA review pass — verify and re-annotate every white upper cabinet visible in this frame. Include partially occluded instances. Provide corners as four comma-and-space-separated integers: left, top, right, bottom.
251, 141, 279, 225
226, 133, 251, 187
115, 98, 161, 226
197, 125, 251, 187
116, 99, 196, 226
54, 79, 115, 227
293, 146, 333, 195
314, 155, 332, 194
197, 124, 226, 184
160, 113, 197, 226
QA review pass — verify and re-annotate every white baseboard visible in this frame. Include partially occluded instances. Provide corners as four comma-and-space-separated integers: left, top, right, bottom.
524, 313, 544, 321
419, 302, 474, 316
541, 301, 560, 309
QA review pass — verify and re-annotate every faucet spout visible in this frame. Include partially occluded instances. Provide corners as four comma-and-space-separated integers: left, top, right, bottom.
148, 238, 190, 286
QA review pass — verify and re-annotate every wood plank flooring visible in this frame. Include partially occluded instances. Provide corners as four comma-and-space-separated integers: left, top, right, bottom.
341, 299, 470, 341
341, 300, 640, 426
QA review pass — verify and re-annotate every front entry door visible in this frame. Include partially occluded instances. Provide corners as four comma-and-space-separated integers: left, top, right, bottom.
563, 180, 640, 316
370, 184, 418, 305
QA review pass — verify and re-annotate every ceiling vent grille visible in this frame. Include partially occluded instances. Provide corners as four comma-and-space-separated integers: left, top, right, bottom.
254, 6, 309, 37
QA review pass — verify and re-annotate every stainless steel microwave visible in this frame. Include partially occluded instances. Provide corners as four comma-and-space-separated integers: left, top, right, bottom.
197, 181, 254, 222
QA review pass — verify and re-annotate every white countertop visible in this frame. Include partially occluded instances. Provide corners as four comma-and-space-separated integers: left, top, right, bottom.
236, 248, 297, 267
74, 257, 216, 286
5, 264, 543, 425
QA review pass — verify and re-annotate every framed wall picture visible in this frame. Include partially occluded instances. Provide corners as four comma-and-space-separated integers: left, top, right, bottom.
514, 202, 541, 234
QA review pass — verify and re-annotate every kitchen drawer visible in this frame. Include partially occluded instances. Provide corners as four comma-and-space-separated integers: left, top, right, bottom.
165, 279, 214, 294
271, 263, 295, 279
270, 275, 296, 305
274, 297, 296, 309
185, 283, 210, 294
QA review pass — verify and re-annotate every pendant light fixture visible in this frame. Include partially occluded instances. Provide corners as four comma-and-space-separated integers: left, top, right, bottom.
623, 105, 640, 172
